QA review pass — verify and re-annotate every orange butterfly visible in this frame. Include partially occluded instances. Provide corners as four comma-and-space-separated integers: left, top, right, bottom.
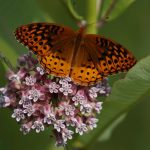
15, 23, 136, 86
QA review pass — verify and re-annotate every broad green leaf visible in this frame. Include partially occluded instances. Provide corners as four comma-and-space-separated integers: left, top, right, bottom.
73, 55, 150, 150
98, 113, 126, 142
100, 0, 135, 21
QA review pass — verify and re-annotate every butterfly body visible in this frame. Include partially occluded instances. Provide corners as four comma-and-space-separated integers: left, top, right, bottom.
15, 23, 136, 86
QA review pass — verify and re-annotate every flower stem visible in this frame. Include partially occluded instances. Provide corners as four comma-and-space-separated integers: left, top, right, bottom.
96, 0, 103, 16
0, 51, 15, 72
85, 0, 97, 34
97, 0, 118, 28
60, 0, 83, 21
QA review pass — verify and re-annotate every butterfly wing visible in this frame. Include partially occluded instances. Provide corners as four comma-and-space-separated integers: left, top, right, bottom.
15, 23, 136, 86
88, 35, 136, 73
15, 23, 75, 56
38, 39, 75, 77
15, 23, 76, 77
70, 43, 103, 86
86, 34, 136, 75
70, 34, 136, 86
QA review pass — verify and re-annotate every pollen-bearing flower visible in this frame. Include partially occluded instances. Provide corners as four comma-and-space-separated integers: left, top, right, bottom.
0, 52, 111, 146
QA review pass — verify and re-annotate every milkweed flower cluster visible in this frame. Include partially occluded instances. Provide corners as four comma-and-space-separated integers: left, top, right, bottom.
0, 52, 111, 146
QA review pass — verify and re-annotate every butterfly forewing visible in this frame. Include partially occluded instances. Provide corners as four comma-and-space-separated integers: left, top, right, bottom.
15, 23, 75, 56
85, 34, 136, 76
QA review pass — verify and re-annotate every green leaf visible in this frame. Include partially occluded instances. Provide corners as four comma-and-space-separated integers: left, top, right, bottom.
74, 55, 150, 150
101, 0, 135, 21
98, 113, 126, 142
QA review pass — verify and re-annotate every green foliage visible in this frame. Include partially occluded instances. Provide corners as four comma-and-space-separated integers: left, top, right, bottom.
0, 0, 46, 65
0, 62, 6, 86
0, 0, 150, 150
98, 113, 126, 142
101, 0, 135, 21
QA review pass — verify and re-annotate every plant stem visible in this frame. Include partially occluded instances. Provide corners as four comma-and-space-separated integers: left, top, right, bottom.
85, 0, 97, 34
97, 0, 118, 28
96, 0, 103, 16
60, 0, 83, 21
0, 51, 15, 71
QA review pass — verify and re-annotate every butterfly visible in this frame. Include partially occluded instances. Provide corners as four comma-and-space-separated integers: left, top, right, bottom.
15, 23, 136, 86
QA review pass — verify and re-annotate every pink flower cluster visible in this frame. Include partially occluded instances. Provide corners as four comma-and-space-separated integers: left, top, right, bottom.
0, 52, 111, 146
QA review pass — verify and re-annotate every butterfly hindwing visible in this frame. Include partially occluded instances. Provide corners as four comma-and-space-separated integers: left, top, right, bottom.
70, 44, 103, 86
38, 39, 75, 78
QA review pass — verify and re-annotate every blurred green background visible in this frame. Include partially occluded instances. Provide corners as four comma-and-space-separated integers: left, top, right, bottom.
0, 0, 150, 150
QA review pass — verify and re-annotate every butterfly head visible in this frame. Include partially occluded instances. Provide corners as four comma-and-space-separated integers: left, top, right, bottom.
77, 20, 97, 35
